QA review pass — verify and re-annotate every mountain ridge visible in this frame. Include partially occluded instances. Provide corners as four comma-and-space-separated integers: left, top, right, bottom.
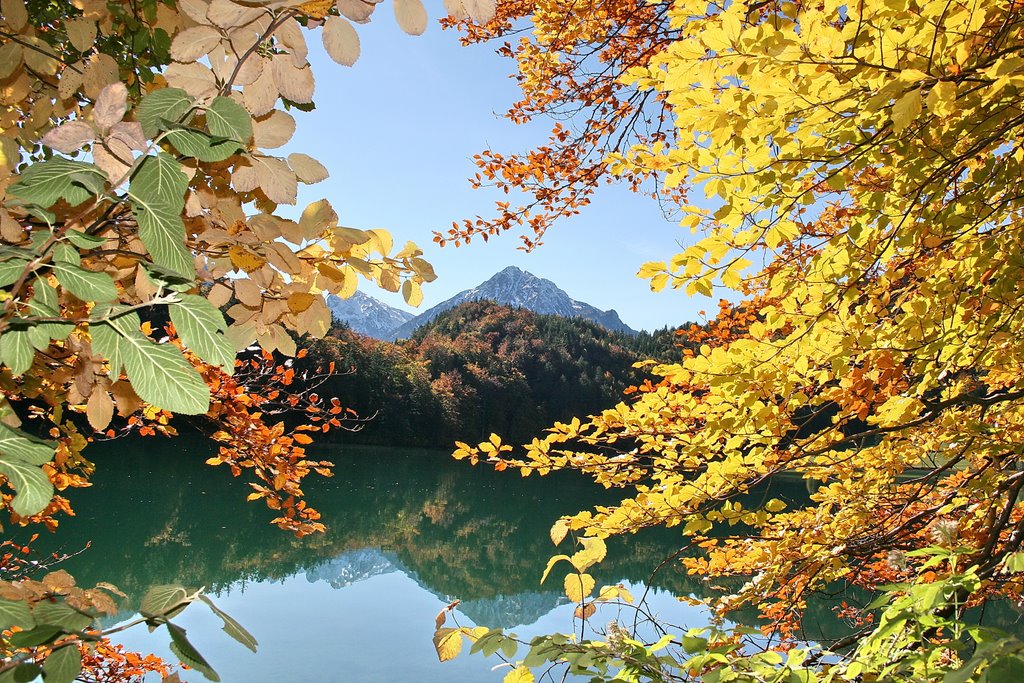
389, 266, 635, 340
326, 290, 414, 339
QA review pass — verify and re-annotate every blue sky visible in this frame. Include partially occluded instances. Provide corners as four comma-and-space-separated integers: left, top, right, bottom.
281, 13, 716, 332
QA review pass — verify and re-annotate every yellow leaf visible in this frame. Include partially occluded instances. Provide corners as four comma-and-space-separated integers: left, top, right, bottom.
563, 572, 595, 603
892, 87, 922, 134
504, 667, 534, 683
570, 537, 606, 572
550, 519, 569, 546
228, 245, 267, 273
433, 628, 463, 662
287, 292, 317, 314
573, 603, 596, 620
540, 554, 572, 584
402, 279, 423, 307
298, 0, 333, 18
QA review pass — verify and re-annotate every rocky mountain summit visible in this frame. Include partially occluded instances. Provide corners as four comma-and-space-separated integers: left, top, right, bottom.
329, 266, 635, 340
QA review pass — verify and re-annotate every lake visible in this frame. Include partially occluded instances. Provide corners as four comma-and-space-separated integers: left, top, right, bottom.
20, 435, 862, 681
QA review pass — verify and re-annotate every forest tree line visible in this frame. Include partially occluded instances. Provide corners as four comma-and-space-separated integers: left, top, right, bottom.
301, 300, 686, 447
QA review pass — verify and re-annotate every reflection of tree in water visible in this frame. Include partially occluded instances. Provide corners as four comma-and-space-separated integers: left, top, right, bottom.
20, 438, 1024, 635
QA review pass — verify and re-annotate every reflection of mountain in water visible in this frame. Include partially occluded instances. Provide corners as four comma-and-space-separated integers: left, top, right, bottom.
304, 548, 399, 589
301, 546, 565, 628
27, 438, 1021, 641
455, 592, 566, 629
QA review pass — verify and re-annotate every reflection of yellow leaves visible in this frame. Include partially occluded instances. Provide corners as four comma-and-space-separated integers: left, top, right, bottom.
228, 245, 266, 273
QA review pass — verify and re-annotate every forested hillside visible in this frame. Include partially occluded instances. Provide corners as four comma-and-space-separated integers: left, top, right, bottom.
305, 301, 683, 446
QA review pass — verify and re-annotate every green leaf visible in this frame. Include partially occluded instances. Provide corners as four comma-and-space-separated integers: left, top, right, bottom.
121, 335, 210, 414
90, 307, 142, 378
28, 281, 72, 344
0, 329, 34, 375
0, 664, 42, 683
199, 594, 257, 652
129, 153, 193, 278
51, 243, 80, 266
167, 622, 220, 681
165, 128, 242, 163
0, 457, 53, 516
138, 87, 192, 137
33, 601, 92, 632
0, 424, 55, 465
205, 97, 253, 144
170, 294, 235, 373
42, 644, 82, 683
8, 158, 106, 208
90, 323, 124, 377
988, 656, 1024, 683
0, 257, 29, 288
52, 263, 117, 302
140, 584, 189, 618
7, 624, 63, 648
0, 599, 35, 630
65, 230, 106, 249
1005, 551, 1024, 573
682, 635, 709, 654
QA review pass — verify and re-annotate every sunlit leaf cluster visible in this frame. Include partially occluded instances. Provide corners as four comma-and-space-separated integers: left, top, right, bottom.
450, 0, 1024, 679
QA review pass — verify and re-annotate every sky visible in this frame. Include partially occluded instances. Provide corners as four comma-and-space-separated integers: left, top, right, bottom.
278, 12, 717, 332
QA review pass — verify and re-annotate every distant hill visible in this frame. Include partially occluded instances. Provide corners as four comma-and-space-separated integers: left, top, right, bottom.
306, 300, 664, 446
389, 266, 635, 340
326, 290, 413, 339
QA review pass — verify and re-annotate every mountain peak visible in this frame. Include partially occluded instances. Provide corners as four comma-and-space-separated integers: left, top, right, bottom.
327, 290, 413, 339
390, 266, 635, 340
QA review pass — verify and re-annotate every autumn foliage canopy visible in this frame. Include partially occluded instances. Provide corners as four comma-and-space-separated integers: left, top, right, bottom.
448, 0, 1024, 680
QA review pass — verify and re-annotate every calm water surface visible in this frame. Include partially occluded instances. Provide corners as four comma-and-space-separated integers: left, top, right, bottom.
22, 436, 852, 682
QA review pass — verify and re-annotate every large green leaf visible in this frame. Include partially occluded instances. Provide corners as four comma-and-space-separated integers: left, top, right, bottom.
90, 323, 124, 377
41, 644, 82, 683
0, 329, 34, 375
129, 153, 193, 278
27, 280, 73, 344
0, 257, 29, 287
165, 128, 242, 163
169, 294, 235, 373
199, 595, 257, 653
7, 625, 62, 648
52, 262, 117, 302
66, 230, 106, 249
0, 424, 55, 465
51, 243, 81, 266
0, 457, 53, 516
140, 584, 189, 618
0, 599, 35, 630
8, 158, 105, 208
167, 622, 220, 682
90, 307, 143, 378
138, 87, 192, 137
120, 335, 210, 414
205, 96, 253, 144
32, 601, 92, 631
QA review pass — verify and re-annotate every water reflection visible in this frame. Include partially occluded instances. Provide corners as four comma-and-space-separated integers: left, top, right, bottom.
20, 437, 710, 681
24, 436, 1013, 680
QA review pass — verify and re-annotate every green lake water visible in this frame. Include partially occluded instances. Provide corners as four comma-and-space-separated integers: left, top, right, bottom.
19, 436, 870, 681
